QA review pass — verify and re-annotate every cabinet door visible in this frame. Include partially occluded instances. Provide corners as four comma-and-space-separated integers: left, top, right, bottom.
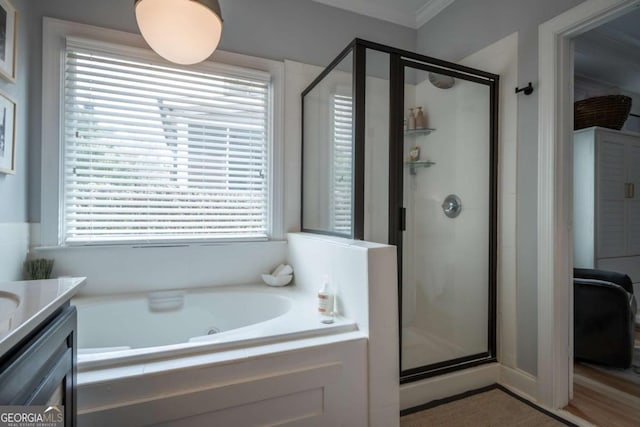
597, 138, 626, 258
626, 140, 640, 255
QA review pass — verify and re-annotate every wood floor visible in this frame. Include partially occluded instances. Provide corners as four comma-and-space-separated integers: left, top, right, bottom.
564, 329, 640, 426
565, 383, 640, 427
573, 363, 640, 399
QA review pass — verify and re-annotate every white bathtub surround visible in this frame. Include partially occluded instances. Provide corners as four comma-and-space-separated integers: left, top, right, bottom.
287, 232, 399, 427
0, 223, 30, 281
34, 240, 287, 295
75, 285, 366, 425
78, 333, 368, 426
74, 232, 395, 425
75, 286, 366, 424
74, 285, 356, 370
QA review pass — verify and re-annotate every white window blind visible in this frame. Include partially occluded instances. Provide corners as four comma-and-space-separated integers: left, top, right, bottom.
62, 45, 271, 244
330, 94, 353, 234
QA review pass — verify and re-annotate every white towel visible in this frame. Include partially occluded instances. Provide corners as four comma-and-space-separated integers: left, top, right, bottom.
272, 264, 293, 276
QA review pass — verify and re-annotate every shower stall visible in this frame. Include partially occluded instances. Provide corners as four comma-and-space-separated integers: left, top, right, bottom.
301, 39, 498, 382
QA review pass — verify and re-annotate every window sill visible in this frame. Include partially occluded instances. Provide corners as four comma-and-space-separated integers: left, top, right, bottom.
32, 239, 287, 252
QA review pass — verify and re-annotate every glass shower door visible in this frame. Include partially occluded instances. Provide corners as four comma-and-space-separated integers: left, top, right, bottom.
397, 59, 497, 379
300, 39, 498, 382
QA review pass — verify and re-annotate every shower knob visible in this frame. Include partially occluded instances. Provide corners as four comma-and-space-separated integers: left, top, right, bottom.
442, 194, 462, 218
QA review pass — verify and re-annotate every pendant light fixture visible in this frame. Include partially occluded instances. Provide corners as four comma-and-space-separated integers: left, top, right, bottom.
134, 0, 223, 65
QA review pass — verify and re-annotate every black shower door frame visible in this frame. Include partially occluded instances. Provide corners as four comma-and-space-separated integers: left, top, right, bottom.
390, 54, 499, 383
301, 38, 499, 383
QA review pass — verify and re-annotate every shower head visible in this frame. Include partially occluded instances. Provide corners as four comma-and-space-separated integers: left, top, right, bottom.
428, 73, 455, 89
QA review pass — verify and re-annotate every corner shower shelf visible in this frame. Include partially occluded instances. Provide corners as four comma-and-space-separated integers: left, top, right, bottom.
404, 128, 436, 137
405, 160, 436, 175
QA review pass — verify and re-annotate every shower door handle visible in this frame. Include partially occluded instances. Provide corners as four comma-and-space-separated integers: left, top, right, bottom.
400, 207, 406, 231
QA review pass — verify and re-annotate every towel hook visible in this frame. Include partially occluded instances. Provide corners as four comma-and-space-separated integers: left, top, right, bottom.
515, 82, 534, 96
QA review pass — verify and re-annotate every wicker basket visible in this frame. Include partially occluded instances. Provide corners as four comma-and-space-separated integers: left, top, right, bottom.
574, 95, 632, 131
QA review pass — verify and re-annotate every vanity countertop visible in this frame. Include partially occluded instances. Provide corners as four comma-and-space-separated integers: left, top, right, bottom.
0, 277, 86, 358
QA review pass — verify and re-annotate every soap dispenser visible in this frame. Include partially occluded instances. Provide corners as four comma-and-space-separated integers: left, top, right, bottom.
318, 277, 334, 315
407, 108, 416, 130
415, 106, 427, 129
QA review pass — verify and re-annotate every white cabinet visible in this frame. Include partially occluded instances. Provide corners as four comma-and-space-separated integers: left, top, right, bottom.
574, 127, 640, 281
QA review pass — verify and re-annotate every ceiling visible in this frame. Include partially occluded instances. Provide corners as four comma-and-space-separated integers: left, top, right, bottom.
574, 8, 640, 93
311, 0, 457, 29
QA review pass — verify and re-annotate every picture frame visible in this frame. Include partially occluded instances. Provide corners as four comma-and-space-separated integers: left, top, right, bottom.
0, 90, 16, 174
0, 0, 16, 82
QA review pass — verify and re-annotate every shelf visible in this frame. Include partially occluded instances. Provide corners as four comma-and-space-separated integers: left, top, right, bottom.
405, 160, 436, 175
404, 128, 436, 137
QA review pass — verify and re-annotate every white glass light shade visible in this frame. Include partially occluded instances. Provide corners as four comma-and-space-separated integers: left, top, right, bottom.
135, 0, 223, 65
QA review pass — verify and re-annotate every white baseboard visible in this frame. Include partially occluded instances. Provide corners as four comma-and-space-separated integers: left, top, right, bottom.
498, 365, 538, 402
400, 363, 500, 410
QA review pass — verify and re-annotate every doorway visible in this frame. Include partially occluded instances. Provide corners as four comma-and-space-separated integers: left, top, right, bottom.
537, 0, 640, 414
568, 6, 640, 425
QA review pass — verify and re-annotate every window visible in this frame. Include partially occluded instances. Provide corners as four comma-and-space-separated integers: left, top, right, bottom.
55, 37, 277, 245
330, 94, 353, 234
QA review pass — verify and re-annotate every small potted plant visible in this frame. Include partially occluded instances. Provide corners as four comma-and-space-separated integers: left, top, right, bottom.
24, 258, 55, 280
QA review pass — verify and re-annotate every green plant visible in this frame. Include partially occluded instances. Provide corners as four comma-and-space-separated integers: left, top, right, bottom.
24, 259, 55, 280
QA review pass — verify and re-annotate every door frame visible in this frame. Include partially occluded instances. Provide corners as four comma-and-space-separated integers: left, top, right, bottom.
537, 0, 640, 409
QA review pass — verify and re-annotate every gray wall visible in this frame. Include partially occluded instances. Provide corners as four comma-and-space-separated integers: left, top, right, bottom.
25, 0, 416, 222
416, 0, 586, 375
0, 0, 32, 222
